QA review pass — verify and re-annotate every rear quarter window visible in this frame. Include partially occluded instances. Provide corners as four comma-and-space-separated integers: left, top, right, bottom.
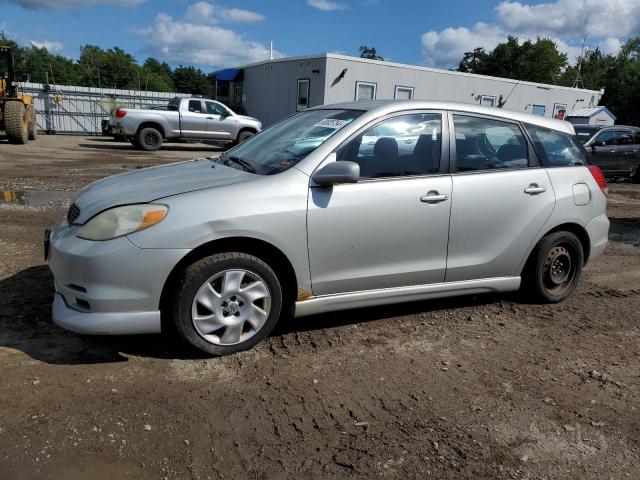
526, 124, 588, 167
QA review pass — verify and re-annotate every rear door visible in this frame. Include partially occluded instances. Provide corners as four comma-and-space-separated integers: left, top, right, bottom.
179, 99, 207, 138
616, 129, 640, 177
446, 113, 555, 282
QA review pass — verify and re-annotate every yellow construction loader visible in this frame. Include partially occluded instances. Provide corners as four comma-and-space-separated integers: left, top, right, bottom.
0, 45, 37, 144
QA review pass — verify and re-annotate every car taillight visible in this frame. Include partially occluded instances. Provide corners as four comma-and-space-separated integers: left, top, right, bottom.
588, 165, 608, 197
115, 109, 127, 118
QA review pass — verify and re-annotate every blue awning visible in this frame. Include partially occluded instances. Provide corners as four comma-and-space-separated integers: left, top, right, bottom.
213, 68, 243, 82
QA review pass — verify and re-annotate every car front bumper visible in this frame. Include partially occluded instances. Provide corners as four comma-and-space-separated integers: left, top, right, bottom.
47, 223, 190, 335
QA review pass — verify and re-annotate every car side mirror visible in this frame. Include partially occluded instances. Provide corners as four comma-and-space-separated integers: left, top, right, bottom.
312, 159, 360, 186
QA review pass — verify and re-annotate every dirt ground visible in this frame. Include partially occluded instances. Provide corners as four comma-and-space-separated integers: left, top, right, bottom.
0, 134, 639, 480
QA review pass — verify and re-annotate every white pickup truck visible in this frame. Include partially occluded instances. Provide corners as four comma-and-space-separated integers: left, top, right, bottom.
110, 96, 262, 151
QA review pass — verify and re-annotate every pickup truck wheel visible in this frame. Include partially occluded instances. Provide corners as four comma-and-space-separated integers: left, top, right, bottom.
521, 231, 583, 304
172, 252, 283, 356
236, 130, 255, 145
631, 165, 640, 184
137, 127, 163, 151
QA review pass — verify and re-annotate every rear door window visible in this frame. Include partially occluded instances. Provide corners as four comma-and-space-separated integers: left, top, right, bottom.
452, 115, 529, 171
527, 124, 588, 167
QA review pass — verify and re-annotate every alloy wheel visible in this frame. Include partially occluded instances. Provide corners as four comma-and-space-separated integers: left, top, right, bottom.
191, 269, 271, 345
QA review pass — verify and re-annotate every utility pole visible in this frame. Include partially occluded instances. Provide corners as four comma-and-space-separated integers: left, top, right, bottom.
573, 35, 587, 89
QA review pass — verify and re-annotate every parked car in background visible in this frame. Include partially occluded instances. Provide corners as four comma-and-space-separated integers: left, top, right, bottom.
46, 100, 609, 356
109, 96, 262, 151
582, 125, 640, 182
573, 124, 602, 144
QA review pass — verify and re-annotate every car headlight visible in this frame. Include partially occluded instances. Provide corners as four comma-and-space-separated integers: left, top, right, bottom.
77, 204, 168, 241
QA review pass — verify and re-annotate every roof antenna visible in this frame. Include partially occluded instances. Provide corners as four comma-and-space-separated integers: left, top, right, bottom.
572, 35, 587, 89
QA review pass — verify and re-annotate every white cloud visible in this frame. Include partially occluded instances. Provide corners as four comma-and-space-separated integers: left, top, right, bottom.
307, 0, 348, 11
136, 13, 280, 68
496, 0, 640, 38
598, 37, 622, 56
28, 39, 64, 52
0, 0, 142, 9
421, 0, 640, 68
421, 23, 505, 67
184, 2, 264, 24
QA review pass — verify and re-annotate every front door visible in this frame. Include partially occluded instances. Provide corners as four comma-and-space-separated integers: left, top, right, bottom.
307, 112, 452, 295
446, 113, 555, 281
204, 101, 235, 140
589, 129, 624, 177
615, 129, 640, 177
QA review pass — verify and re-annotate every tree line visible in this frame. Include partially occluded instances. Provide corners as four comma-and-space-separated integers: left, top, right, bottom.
0, 31, 213, 97
458, 35, 640, 126
2, 31, 638, 125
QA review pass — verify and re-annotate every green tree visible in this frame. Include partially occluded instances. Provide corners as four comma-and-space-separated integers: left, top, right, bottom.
172, 66, 211, 96
359, 45, 384, 61
140, 57, 174, 92
458, 36, 567, 84
20, 45, 79, 84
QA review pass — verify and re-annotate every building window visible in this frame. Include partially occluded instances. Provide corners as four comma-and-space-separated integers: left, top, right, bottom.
355, 81, 377, 101
297, 79, 310, 111
394, 86, 414, 100
481, 95, 496, 107
532, 105, 546, 116
553, 103, 567, 119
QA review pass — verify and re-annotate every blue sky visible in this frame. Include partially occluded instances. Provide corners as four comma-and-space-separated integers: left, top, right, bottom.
1, 0, 638, 72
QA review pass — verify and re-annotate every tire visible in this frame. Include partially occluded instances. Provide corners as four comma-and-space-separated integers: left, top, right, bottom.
521, 231, 584, 304
28, 106, 38, 140
235, 130, 255, 145
4, 101, 28, 144
631, 165, 640, 184
137, 127, 163, 151
172, 252, 284, 356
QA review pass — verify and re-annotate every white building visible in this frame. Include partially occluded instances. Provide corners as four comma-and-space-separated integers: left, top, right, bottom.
213, 53, 603, 126
565, 106, 616, 126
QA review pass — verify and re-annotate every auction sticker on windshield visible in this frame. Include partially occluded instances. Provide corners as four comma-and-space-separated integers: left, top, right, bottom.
313, 118, 352, 129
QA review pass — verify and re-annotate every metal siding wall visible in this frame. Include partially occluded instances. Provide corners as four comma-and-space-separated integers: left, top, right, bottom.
323, 58, 601, 118
242, 58, 326, 126
19, 83, 178, 134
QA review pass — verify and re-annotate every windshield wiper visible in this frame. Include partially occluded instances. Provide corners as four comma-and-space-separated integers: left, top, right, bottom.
222, 155, 256, 174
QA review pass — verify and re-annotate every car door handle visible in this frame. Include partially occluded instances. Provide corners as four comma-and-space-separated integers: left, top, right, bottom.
524, 184, 546, 195
206, 116, 214, 119
420, 191, 448, 203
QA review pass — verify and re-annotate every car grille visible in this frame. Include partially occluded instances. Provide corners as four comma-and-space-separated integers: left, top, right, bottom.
67, 203, 80, 225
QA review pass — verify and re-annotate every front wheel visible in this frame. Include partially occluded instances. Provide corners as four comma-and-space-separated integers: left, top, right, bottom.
172, 252, 283, 356
522, 231, 584, 303
235, 130, 255, 145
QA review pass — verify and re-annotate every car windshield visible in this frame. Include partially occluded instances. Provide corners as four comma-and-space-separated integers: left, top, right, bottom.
215, 109, 364, 175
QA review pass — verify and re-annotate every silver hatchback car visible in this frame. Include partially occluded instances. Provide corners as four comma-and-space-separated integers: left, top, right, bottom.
46, 101, 610, 355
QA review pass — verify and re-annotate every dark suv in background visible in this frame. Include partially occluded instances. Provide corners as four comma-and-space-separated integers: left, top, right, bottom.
582, 125, 640, 182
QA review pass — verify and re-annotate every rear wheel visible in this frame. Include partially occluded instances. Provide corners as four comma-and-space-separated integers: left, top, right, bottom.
172, 252, 283, 356
631, 165, 640, 184
137, 127, 163, 151
522, 231, 584, 303
4, 101, 29, 144
28, 106, 38, 140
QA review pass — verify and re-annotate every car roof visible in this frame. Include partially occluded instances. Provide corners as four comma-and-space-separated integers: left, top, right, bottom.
310, 100, 575, 134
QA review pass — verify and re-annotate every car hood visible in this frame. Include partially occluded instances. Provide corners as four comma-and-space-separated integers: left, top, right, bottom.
72, 159, 253, 224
